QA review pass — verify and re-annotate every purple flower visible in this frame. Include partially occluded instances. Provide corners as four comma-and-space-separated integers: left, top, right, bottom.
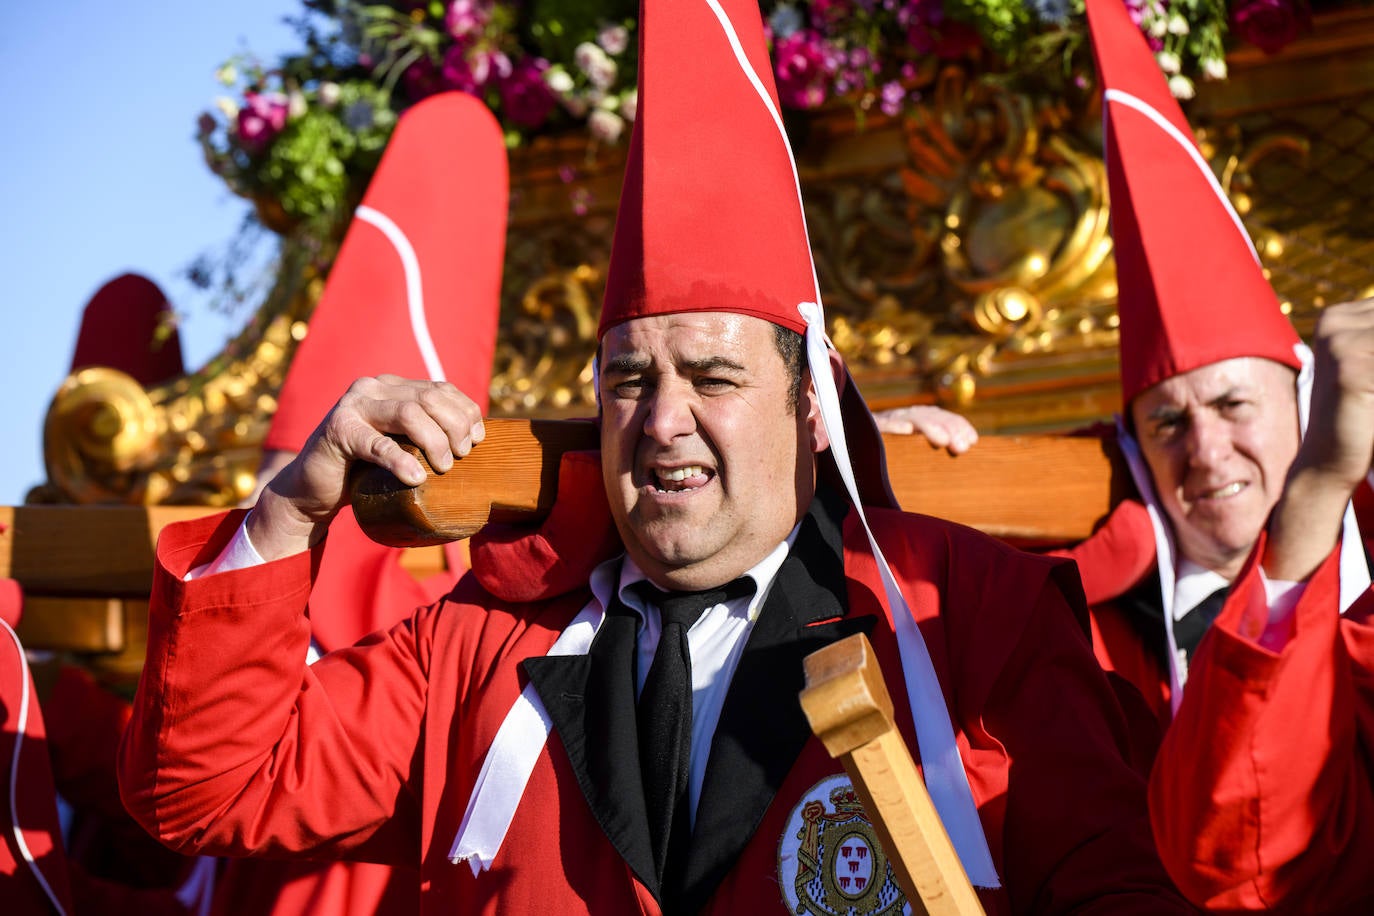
501, 58, 558, 129
236, 91, 289, 153
445, 0, 488, 40
879, 81, 905, 116
773, 31, 835, 109
1231, 0, 1312, 54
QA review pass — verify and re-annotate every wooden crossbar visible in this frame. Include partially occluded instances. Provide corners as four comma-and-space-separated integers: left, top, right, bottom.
2, 419, 1128, 659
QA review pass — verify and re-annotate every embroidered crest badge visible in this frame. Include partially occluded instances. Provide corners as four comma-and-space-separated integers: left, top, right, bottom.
778, 773, 910, 915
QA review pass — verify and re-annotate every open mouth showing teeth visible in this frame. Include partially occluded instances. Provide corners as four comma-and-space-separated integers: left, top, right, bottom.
1201, 482, 1245, 499
653, 465, 711, 493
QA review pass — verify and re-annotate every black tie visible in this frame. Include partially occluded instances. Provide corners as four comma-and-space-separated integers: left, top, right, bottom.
631, 577, 755, 895
1174, 585, 1229, 663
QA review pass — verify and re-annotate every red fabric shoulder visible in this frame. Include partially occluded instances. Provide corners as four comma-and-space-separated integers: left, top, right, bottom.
1048, 499, 1158, 605
469, 450, 622, 603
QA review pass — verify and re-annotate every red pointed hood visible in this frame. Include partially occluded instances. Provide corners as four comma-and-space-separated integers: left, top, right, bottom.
1088, 0, 1301, 405
265, 91, 508, 453
599, 0, 816, 337
70, 273, 184, 387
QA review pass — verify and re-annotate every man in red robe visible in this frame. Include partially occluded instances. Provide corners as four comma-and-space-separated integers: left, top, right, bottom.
1148, 298, 1374, 913
1040, 0, 1372, 737
118, 0, 1190, 911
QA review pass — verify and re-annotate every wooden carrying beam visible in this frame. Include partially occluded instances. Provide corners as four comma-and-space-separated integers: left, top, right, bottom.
350, 418, 1127, 546
799, 632, 987, 916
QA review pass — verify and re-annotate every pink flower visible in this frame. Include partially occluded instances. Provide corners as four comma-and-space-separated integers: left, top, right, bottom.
773, 31, 835, 109
445, 0, 488, 40
442, 45, 511, 94
501, 58, 557, 129
1231, 0, 1311, 54
236, 91, 289, 153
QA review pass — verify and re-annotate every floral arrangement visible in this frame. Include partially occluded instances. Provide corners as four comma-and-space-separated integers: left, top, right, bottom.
199, 0, 1320, 236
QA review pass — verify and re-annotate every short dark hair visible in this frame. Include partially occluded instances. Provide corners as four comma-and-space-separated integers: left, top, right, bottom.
772, 324, 805, 412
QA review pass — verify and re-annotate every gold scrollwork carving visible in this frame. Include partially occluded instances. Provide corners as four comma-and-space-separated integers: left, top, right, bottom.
35, 242, 323, 506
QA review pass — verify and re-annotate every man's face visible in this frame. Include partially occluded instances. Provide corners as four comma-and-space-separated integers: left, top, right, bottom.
598, 312, 827, 590
1131, 356, 1299, 579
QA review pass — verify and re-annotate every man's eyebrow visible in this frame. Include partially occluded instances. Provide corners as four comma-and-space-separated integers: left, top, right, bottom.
682, 355, 747, 374
601, 354, 652, 375
1145, 403, 1187, 422
1205, 387, 1247, 406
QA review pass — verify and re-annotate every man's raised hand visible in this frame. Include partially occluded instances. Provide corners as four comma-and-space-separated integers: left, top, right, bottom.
247, 375, 484, 561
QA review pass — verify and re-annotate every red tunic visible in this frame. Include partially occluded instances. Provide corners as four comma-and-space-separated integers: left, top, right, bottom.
2, 612, 75, 915
1149, 534, 1374, 913
118, 469, 1188, 914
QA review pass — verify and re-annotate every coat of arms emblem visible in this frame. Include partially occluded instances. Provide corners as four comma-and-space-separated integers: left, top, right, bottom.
777, 773, 910, 915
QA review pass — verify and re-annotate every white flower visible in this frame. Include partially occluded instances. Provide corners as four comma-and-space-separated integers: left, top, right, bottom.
589, 108, 625, 143
1168, 74, 1196, 99
317, 81, 341, 107
215, 63, 238, 86
544, 66, 575, 95
1156, 50, 1181, 74
1202, 57, 1228, 81
1167, 13, 1190, 35
288, 89, 308, 119
574, 41, 606, 73
597, 24, 629, 56
619, 89, 638, 122
1148, 14, 1169, 38
575, 41, 618, 89
215, 96, 240, 119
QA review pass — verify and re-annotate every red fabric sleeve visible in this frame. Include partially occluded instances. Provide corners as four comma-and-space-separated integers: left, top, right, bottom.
1150, 533, 1374, 912
117, 510, 427, 867
978, 563, 1190, 914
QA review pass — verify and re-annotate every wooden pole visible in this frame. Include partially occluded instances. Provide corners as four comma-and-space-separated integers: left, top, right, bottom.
348, 419, 1124, 546
799, 632, 987, 916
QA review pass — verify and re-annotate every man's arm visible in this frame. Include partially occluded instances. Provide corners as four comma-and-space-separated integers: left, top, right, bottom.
118, 375, 485, 861
1264, 299, 1374, 583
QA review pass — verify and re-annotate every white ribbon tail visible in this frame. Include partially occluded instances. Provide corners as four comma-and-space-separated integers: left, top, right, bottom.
449, 602, 603, 872
449, 683, 555, 874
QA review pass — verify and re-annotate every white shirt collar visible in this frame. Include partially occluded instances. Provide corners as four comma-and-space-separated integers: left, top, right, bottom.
1172, 557, 1230, 621
597, 524, 800, 627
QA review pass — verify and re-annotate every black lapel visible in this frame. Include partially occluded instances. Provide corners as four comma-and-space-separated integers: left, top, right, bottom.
523, 605, 659, 893
672, 486, 874, 915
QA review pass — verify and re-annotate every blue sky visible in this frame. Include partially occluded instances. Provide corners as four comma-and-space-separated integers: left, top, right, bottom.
0, 1, 300, 503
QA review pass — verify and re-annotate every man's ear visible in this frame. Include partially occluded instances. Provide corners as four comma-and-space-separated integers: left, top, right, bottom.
802, 348, 846, 455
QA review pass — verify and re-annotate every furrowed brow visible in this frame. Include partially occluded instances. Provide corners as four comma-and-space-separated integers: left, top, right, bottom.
601, 354, 652, 376
682, 356, 748, 374
1146, 403, 1187, 423
1206, 387, 1246, 407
